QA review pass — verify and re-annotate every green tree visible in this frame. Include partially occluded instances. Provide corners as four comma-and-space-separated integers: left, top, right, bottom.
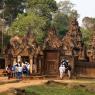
52, 0, 78, 37
81, 28, 92, 48
27, 0, 57, 27
9, 12, 47, 43
27, 0, 57, 15
8, 0, 58, 43
0, 0, 26, 25
52, 12, 69, 37
57, 0, 79, 17
58, 0, 74, 15
81, 17, 95, 47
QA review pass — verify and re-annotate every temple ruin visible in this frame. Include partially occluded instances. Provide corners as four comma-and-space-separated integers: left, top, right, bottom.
3, 17, 95, 78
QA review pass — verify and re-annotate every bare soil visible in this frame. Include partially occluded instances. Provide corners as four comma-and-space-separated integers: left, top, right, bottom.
0, 77, 95, 93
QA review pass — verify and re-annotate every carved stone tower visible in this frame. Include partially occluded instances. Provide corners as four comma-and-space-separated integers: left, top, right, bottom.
62, 18, 85, 60
62, 18, 86, 73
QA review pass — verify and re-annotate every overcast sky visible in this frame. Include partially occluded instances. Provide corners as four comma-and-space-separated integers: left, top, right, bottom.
56, 0, 95, 26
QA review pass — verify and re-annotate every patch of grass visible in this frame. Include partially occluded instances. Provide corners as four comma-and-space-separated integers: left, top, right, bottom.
0, 92, 7, 95
0, 82, 95, 95
25, 82, 95, 95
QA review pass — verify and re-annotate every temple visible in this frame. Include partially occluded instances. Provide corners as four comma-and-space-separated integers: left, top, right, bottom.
3, 17, 95, 78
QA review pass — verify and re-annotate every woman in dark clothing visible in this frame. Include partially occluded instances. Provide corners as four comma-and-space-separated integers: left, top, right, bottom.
66, 64, 72, 79
6, 64, 12, 79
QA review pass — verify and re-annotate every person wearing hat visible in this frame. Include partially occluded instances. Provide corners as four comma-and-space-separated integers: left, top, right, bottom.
61, 59, 68, 68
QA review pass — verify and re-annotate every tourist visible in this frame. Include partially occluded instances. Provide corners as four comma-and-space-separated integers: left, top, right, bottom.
66, 64, 72, 79
22, 63, 28, 76
59, 59, 72, 79
6, 64, 12, 79
25, 61, 30, 76
16, 64, 22, 80
59, 62, 66, 79
12, 64, 16, 78
63, 59, 68, 68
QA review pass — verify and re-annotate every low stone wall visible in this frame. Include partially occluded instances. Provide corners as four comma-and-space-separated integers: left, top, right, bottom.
75, 61, 95, 77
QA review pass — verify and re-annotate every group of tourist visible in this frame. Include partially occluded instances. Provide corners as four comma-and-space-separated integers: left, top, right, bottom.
6, 61, 30, 80
5, 59, 72, 80
59, 59, 72, 79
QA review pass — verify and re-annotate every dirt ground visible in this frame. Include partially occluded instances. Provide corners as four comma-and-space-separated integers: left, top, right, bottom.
0, 77, 95, 93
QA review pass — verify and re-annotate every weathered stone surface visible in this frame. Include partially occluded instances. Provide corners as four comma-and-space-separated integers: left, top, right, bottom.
87, 33, 95, 62
4, 18, 87, 76
44, 28, 62, 49
62, 18, 85, 60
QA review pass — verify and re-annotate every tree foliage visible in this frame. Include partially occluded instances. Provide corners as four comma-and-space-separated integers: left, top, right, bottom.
52, 0, 78, 37
58, 0, 74, 15
27, 0, 58, 27
8, 0, 58, 43
81, 17, 95, 47
81, 28, 92, 48
9, 13, 47, 43
27, 0, 57, 14
52, 12, 69, 37
57, 0, 79, 18
0, 0, 26, 24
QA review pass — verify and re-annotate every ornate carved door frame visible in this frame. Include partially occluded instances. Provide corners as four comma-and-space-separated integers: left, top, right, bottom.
44, 50, 60, 75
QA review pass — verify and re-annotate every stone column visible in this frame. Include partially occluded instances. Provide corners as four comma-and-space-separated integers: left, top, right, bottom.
5, 55, 8, 68
67, 56, 75, 75
13, 57, 17, 65
29, 56, 33, 74
33, 57, 37, 73
17, 55, 21, 62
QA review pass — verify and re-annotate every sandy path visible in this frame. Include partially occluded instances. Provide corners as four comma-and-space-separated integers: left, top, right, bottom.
0, 78, 95, 93
0, 80, 48, 93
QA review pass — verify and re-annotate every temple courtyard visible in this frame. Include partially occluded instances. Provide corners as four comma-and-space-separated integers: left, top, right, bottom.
0, 77, 95, 95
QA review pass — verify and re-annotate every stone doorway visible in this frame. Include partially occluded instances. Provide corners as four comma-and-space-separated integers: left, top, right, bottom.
0, 58, 5, 69
21, 56, 29, 63
44, 50, 60, 75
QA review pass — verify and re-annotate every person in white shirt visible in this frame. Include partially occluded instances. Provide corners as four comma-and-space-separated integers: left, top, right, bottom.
59, 62, 66, 79
16, 65, 22, 79
25, 61, 30, 76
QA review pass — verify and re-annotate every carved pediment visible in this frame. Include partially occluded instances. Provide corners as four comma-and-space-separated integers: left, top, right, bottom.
44, 28, 62, 49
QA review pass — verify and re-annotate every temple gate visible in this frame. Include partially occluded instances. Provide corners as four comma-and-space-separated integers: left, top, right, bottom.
44, 50, 59, 75
4, 18, 95, 78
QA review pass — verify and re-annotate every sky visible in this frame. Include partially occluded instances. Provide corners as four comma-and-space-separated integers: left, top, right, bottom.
56, 0, 95, 26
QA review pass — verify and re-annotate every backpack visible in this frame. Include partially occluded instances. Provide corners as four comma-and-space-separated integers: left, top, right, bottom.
23, 66, 28, 72
67, 65, 72, 71
7, 67, 11, 73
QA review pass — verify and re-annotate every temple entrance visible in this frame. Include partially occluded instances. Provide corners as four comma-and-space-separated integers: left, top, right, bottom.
21, 56, 29, 63
32, 55, 44, 75
44, 50, 60, 75
0, 58, 5, 69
